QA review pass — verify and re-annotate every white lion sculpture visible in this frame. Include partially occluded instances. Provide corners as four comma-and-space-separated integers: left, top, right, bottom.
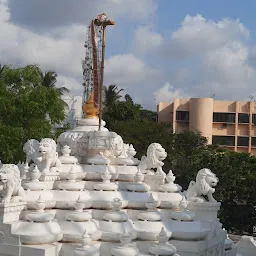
106, 135, 128, 158
185, 168, 219, 203
23, 138, 62, 173
23, 139, 39, 164
138, 143, 167, 177
0, 164, 25, 203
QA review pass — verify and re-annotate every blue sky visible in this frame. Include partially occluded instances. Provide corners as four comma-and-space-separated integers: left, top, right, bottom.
1, 0, 256, 109
107, 0, 256, 56
157, 0, 255, 31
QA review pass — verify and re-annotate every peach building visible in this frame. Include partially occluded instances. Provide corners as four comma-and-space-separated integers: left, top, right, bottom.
157, 98, 256, 154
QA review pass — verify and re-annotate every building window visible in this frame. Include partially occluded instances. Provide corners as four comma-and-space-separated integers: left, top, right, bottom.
238, 113, 249, 124
252, 137, 256, 147
237, 136, 249, 146
212, 136, 235, 146
252, 114, 256, 125
213, 112, 235, 123
176, 111, 189, 122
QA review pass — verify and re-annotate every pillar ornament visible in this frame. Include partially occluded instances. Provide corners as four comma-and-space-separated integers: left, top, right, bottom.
82, 90, 98, 119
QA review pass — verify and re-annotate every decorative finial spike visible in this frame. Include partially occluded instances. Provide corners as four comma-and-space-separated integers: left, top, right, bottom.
77, 195, 82, 202
148, 193, 155, 202
120, 228, 132, 245
82, 90, 99, 119
81, 229, 92, 248
37, 194, 44, 203
159, 227, 167, 236
180, 195, 187, 211
82, 229, 90, 238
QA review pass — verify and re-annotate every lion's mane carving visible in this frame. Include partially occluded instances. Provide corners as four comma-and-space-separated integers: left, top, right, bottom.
105, 135, 129, 159
185, 168, 219, 202
107, 135, 124, 158
23, 139, 40, 164
138, 143, 167, 177
23, 138, 62, 172
0, 164, 25, 203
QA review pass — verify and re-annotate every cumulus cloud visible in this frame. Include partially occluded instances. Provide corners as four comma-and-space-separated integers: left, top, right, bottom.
105, 54, 160, 87
132, 14, 256, 102
0, 1, 85, 95
168, 15, 249, 58
0, 5, 84, 69
154, 82, 187, 103
0, 0, 159, 104
56, 75, 83, 95
8, 0, 157, 32
132, 26, 164, 55
2, 0, 256, 110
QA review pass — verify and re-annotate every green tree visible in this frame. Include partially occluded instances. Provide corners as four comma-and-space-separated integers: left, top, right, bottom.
0, 64, 5, 78
140, 109, 157, 122
103, 93, 142, 124
107, 119, 173, 159
103, 84, 123, 108
40, 71, 70, 96
104, 91, 256, 235
0, 65, 66, 163
185, 149, 256, 234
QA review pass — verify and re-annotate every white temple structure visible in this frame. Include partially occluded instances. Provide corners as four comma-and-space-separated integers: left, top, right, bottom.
0, 91, 252, 256
53, 95, 83, 130
0, 12, 255, 256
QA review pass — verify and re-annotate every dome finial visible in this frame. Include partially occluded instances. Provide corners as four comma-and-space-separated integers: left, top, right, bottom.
82, 90, 99, 119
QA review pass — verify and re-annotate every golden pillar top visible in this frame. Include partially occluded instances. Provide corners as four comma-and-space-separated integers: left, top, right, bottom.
82, 90, 99, 119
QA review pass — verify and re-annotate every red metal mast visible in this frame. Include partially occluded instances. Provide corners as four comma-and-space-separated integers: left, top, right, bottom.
94, 14, 115, 130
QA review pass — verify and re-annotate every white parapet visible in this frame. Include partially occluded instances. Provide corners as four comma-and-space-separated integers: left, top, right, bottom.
235, 236, 256, 256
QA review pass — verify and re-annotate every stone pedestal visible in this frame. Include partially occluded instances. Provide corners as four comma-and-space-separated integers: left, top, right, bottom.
40, 172, 60, 182
187, 201, 221, 221
0, 242, 62, 256
144, 175, 164, 191
235, 236, 256, 256
0, 202, 27, 224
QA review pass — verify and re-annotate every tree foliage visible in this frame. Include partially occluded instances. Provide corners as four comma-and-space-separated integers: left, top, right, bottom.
103, 87, 256, 235
103, 84, 123, 108
103, 86, 143, 124
40, 70, 70, 96
0, 65, 66, 163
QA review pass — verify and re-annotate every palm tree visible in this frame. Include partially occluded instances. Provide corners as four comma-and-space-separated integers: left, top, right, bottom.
103, 84, 123, 108
124, 94, 133, 102
40, 71, 70, 95
0, 64, 5, 79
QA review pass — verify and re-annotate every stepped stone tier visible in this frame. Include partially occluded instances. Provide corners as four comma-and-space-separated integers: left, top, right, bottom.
0, 115, 251, 256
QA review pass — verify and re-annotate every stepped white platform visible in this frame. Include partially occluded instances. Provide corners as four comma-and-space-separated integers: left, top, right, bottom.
0, 117, 248, 256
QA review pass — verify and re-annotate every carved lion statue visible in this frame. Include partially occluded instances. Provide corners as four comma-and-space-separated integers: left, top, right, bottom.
105, 135, 129, 159
23, 139, 40, 164
106, 135, 124, 158
0, 164, 25, 203
23, 138, 62, 173
138, 143, 167, 177
185, 168, 219, 203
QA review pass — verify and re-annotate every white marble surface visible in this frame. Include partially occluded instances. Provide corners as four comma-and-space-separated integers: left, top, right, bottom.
0, 125, 241, 256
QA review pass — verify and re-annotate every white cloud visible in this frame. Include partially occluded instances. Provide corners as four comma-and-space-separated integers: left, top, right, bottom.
101, 0, 157, 21
7, 0, 157, 31
0, 1, 84, 94
56, 75, 83, 95
2, 0, 256, 110
105, 54, 160, 86
132, 26, 164, 54
174, 16, 256, 99
197, 41, 256, 99
0, 1, 159, 105
131, 14, 256, 102
154, 82, 187, 103
169, 15, 249, 58
203, 42, 254, 82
